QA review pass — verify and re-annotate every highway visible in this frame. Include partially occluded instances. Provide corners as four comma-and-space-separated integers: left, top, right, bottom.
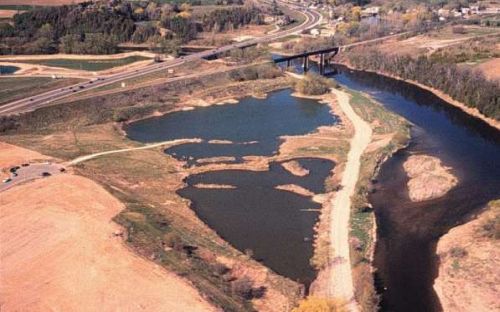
0, 2, 321, 116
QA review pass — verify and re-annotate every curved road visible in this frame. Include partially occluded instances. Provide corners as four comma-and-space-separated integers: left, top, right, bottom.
0, 2, 321, 116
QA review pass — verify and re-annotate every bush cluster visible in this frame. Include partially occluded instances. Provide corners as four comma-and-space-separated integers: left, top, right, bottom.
293, 73, 337, 95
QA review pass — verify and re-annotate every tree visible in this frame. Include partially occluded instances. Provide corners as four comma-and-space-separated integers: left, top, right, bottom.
231, 277, 254, 299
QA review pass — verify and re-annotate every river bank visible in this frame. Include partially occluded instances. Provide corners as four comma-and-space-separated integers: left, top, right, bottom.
332, 62, 500, 131
332, 62, 500, 312
433, 199, 499, 312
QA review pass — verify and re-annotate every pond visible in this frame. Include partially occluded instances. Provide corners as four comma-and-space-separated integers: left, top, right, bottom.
125, 88, 339, 285
0, 65, 20, 75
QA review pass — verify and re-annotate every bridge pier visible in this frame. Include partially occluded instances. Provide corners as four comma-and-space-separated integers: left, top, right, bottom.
303, 56, 309, 73
319, 53, 325, 75
273, 46, 340, 75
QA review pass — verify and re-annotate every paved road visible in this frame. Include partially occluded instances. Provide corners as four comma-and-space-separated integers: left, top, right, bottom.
0, 1, 321, 116
0, 162, 65, 193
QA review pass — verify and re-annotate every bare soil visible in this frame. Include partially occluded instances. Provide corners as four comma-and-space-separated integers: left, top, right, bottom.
475, 57, 500, 81
0, 9, 17, 18
282, 160, 310, 176
0, 145, 215, 312
403, 154, 458, 202
434, 200, 500, 312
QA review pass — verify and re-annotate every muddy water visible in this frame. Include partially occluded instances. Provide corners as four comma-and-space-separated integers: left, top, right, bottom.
125, 89, 339, 285
332, 65, 500, 312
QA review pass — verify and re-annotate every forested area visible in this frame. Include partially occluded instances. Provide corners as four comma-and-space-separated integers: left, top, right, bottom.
0, 0, 263, 55
346, 48, 500, 119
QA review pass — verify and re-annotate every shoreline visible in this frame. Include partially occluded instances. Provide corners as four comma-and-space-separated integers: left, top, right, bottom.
333, 62, 500, 131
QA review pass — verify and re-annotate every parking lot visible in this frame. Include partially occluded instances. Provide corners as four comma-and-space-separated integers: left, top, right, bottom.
1, 162, 65, 192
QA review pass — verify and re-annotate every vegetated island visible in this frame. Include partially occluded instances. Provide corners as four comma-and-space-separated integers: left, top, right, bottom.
403, 154, 458, 202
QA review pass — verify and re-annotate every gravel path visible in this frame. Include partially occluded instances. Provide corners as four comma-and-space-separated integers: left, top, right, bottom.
328, 88, 372, 310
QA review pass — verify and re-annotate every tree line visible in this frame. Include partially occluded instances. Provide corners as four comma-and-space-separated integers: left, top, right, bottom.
0, 0, 263, 54
346, 48, 500, 120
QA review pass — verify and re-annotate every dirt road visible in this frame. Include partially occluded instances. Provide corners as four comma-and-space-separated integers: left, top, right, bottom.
68, 138, 202, 165
328, 88, 372, 310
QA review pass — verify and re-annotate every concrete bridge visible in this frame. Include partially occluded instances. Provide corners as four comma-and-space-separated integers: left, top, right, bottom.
273, 46, 340, 74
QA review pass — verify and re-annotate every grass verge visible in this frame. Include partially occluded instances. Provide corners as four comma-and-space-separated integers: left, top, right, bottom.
0, 76, 84, 105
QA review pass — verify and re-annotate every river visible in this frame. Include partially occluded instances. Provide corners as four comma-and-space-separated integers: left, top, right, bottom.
125, 62, 500, 310
332, 65, 500, 312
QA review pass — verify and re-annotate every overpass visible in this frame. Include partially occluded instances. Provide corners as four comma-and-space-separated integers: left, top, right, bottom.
273, 46, 339, 75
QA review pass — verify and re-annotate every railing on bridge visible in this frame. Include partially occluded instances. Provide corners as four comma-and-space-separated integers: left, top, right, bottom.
273, 47, 340, 75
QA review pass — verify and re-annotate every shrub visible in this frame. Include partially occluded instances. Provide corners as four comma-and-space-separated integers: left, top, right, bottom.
449, 246, 467, 258
229, 64, 281, 81
212, 262, 230, 276
163, 232, 183, 251
231, 276, 254, 299
479, 214, 500, 239
292, 296, 347, 312
294, 73, 335, 95
452, 26, 467, 34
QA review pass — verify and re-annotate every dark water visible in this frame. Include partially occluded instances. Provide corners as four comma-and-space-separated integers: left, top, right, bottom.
126, 89, 338, 165
331, 65, 500, 312
0, 65, 19, 75
125, 89, 339, 284
179, 158, 334, 285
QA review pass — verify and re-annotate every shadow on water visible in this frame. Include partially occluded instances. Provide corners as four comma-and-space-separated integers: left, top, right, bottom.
331, 65, 500, 312
125, 89, 339, 285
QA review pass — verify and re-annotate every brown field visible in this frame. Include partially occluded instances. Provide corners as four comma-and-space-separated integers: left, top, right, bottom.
0, 9, 17, 18
434, 200, 500, 312
0, 0, 86, 5
379, 26, 500, 56
0, 143, 214, 312
475, 57, 500, 81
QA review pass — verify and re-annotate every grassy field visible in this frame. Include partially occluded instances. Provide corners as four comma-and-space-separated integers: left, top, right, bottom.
3, 56, 151, 71
0, 5, 35, 10
0, 76, 84, 105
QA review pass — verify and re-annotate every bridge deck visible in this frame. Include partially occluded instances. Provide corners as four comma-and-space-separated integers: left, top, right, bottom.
273, 47, 339, 63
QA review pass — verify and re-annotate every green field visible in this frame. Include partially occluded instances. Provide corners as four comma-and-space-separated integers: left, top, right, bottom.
0, 77, 84, 105
0, 5, 36, 10
3, 56, 151, 72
